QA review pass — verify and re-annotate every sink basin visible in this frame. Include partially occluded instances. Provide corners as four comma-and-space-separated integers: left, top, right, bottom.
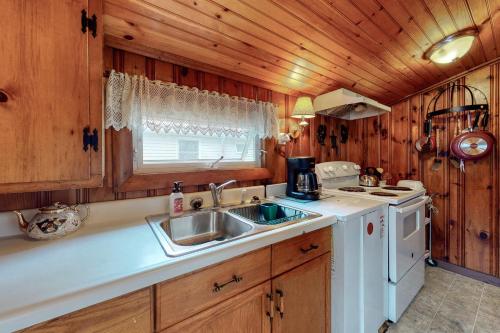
162, 211, 252, 246
147, 202, 322, 257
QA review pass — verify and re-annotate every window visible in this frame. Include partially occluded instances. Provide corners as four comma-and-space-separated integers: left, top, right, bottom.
105, 70, 277, 174
178, 140, 199, 160
135, 128, 259, 173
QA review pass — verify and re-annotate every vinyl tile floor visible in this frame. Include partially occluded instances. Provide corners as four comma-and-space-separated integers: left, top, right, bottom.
387, 266, 500, 333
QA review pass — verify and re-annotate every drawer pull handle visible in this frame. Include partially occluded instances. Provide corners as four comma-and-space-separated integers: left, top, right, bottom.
266, 293, 275, 319
275, 289, 285, 318
213, 275, 243, 293
300, 243, 319, 254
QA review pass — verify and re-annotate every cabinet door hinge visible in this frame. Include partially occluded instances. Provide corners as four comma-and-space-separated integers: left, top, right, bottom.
81, 9, 97, 38
83, 127, 99, 152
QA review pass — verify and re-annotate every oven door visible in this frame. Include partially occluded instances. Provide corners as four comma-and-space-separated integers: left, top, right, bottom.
388, 196, 427, 283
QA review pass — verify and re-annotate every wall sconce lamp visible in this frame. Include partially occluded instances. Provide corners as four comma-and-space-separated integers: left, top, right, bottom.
423, 28, 478, 64
291, 96, 315, 129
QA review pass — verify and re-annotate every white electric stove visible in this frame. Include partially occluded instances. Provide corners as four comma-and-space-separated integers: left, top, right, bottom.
316, 161, 428, 323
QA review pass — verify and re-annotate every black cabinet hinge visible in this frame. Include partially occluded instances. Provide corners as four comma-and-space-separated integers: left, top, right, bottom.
83, 127, 98, 152
81, 9, 97, 38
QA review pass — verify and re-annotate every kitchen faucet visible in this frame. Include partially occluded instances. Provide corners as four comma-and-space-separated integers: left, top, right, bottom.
209, 180, 236, 207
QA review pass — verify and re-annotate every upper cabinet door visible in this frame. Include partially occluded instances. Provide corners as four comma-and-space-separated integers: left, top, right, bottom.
0, 0, 102, 193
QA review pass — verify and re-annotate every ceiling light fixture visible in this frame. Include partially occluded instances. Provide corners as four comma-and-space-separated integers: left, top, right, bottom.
423, 28, 478, 64
291, 96, 315, 128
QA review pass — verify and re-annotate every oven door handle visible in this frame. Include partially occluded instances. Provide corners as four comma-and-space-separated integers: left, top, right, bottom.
395, 196, 429, 214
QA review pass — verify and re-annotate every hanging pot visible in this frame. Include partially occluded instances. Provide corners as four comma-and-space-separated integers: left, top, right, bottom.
415, 118, 435, 153
450, 112, 495, 160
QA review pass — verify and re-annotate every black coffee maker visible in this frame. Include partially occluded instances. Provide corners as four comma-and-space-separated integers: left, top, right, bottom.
286, 157, 320, 200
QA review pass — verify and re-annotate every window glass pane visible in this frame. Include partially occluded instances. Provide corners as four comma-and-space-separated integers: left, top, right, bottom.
178, 140, 199, 160
141, 128, 257, 166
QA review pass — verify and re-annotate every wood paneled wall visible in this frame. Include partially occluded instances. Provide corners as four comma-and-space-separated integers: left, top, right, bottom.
2, 45, 498, 278
313, 61, 498, 277
0, 47, 310, 212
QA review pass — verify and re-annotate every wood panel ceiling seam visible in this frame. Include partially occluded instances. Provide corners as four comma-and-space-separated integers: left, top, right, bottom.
102, 0, 500, 104
104, 35, 302, 95
310, 0, 430, 85
377, 0, 464, 77
110, 0, 399, 100
465, 0, 500, 59
346, 0, 448, 82
373, 0, 460, 78
408, 0, 474, 70
201, 0, 405, 95
105, 0, 339, 88
104, 19, 324, 93
442, 0, 487, 65
103, 3, 337, 90
270, 0, 419, 93
153, 0, 402, 98
461, 0, 491, 60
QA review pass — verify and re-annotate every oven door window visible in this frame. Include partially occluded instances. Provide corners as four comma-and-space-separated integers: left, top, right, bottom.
403, 213, 418, 239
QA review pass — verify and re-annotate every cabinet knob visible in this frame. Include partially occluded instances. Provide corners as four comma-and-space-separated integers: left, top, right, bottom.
0, 90, 8, 103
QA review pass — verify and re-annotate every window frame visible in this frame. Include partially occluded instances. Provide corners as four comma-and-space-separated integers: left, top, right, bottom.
132, 127, 261, 174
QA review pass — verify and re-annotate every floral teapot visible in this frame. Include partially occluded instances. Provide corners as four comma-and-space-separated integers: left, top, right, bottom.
13, 203, 89, 240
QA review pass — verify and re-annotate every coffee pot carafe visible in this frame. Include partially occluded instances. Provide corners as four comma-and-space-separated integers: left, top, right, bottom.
286, 157, 320, 200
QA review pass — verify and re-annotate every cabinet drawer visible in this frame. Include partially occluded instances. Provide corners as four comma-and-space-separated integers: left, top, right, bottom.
272, 226, 332, 276
19, 288, 152, 333
156, 247, 271, 330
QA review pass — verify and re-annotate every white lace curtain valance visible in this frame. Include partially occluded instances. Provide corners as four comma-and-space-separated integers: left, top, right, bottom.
105, 70, 279, 139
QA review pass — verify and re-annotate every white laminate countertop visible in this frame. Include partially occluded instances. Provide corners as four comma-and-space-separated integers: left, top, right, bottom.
0, 185, 385, 332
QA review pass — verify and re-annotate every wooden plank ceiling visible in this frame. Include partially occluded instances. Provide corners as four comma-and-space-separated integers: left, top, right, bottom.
103, 0, 500, 104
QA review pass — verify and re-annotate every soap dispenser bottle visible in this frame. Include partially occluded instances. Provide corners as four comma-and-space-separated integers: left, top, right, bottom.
169, 181, 184, 217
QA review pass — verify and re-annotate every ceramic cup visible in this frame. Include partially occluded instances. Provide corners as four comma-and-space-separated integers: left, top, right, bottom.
260, 203, 278, 221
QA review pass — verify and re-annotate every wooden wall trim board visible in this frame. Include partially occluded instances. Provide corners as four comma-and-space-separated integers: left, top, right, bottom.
435, 259, 500, 287
117, 169, 273, 193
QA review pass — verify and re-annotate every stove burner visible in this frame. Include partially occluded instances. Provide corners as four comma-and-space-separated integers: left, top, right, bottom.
382, 186, 413, 191
338, 187, 366, 192
370, 192, 398, 197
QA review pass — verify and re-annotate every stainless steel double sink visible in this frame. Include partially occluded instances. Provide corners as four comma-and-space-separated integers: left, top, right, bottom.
147, 202, 321, 257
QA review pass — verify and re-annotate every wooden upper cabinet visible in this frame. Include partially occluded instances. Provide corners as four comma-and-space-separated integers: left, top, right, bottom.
271, 253, 331, 333
0, 0, 103, 193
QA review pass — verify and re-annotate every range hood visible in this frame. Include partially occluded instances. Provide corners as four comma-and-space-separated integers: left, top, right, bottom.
313, 88, 390, 120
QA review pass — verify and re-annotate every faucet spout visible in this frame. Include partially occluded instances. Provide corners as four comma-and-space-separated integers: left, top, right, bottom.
209, 179, 237, 207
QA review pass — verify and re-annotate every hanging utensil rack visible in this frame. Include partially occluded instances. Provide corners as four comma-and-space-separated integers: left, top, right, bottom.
424, 83, 489, 121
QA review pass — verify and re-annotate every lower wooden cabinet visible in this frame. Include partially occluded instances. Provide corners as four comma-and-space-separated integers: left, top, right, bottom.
271, 253, 331, 333
18, 227, 332, 333
155, 247, 271, 330
163, 282, 272, 333
19, 288, 153, 333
